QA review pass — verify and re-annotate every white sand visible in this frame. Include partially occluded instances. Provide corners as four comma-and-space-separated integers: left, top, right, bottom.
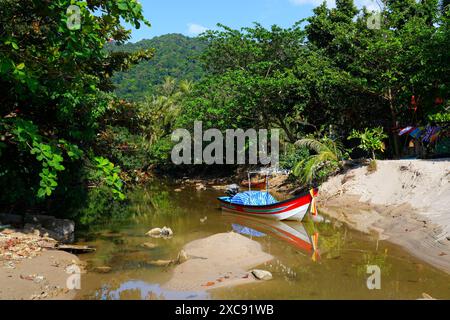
0, 250, 79, 300
319, 159, 450, 273
163, 232, 273, 292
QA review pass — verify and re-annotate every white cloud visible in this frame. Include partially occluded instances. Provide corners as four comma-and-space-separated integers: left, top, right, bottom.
187, 23, 209, 36
289, 0, 381, 11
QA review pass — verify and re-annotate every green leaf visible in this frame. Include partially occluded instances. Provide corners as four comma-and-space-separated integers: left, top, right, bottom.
117, 1, 128, 10
37, 188, 46, 198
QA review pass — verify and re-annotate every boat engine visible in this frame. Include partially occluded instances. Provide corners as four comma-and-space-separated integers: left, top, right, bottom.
225, 184, 240, 197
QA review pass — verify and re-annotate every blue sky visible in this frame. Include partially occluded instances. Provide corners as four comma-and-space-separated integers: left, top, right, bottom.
127, 0, 380, 42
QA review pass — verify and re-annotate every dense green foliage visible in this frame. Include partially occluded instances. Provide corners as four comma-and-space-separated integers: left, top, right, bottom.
0, 0, 151, 217
179, 1, 448, 138
348, 127, 389, 159
172, 0, 449, 182
97, 77, 193, 173
108, 34, 205, 101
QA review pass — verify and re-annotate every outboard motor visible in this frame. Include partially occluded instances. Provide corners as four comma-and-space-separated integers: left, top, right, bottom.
225, 184, 240, 197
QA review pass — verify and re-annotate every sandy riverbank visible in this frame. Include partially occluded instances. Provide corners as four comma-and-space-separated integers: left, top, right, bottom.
162, 232, 273, 291
318, 159, 450, 274
0, 229, 81, 299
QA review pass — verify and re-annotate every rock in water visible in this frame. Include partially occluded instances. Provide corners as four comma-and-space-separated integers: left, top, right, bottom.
161, 227, 173, 237
196, 183, 206, 191
251, 269, 273, 281
176, 250, 189, 264
146, 227, 173, 238
147, 260, 173, 267
93, 266, 112, 273
211, 185, 227, 190
146, 228, 163, 237
141, 242, 158, 249
419, 293, 436, 300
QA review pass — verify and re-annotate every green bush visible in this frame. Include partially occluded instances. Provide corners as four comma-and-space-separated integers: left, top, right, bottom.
0, 0, 150, 212
279, 144, 310, 170
348, 127, 388, 160
97, 125, 151, 171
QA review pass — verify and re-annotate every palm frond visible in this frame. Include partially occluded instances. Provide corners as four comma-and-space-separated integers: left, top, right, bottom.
292, 136, 343, 184
294, 138, 327, 153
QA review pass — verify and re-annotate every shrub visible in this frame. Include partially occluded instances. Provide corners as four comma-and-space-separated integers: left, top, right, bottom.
279, 144, 310, 170
348, 127, 388, 160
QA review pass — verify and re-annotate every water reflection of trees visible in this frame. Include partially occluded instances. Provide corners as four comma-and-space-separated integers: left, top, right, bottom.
308, 220, 346, 260
356, 248, 392, 278
128, 184, 176, 219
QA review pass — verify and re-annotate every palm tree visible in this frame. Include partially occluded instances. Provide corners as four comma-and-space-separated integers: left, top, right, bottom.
293, 137, 345, 184
139, 78, 193, 147
178, 79, 194, 95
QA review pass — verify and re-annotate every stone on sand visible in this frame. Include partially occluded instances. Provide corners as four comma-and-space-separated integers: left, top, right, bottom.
251, 269, 273, 280
176, 250, 189, 264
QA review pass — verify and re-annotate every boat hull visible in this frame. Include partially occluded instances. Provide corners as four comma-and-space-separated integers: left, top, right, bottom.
218, 189, 317, 221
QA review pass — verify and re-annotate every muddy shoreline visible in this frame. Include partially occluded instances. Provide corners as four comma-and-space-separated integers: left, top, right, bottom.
317, 159, 450, 275
0, 228, 81, 300
319, 195, 450, 275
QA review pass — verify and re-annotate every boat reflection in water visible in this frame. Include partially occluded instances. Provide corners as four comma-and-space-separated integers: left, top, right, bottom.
222, 213, 320, 260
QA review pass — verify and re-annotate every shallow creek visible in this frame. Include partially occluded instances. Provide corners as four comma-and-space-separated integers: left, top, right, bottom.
74, 182, 450, 300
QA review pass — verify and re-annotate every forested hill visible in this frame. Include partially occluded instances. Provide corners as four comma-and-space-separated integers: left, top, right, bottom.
109, 33, 206, 100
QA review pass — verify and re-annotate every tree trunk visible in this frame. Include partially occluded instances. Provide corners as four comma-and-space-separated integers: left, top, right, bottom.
387, 88, 400, 158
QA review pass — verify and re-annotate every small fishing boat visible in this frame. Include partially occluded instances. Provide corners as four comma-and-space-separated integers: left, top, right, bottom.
217, 170, 318, 221
218, 189, 317, 221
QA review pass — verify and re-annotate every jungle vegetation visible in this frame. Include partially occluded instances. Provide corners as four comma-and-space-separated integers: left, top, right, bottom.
1, 0, 449, 224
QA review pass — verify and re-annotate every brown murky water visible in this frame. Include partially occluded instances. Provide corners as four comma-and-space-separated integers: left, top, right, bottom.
74, 182, 450, 300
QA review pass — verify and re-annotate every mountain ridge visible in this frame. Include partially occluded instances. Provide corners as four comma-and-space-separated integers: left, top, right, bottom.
109, 33, 206, 100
